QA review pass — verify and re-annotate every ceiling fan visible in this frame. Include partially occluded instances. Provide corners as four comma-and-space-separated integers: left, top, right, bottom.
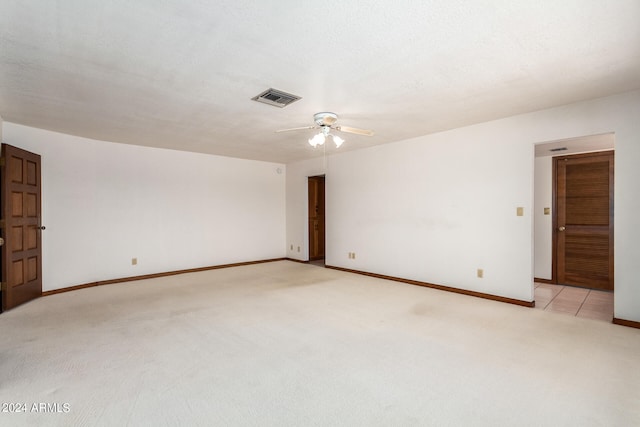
276, 112, 374, 148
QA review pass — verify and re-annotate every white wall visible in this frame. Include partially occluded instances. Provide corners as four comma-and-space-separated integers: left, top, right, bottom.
287, 90, 640, 321
534, 157, 553, 280
3, 123, 286, 291
327, 122, 535, 302
285, 157, 325, 261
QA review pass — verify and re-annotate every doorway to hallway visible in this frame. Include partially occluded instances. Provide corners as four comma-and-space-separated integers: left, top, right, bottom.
533, 134, 615, 314
308, 175, 325, 264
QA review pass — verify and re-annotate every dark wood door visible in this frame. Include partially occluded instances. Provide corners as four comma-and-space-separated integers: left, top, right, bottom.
554, 151, 613, 290
1, 144, 43, 311
308, 176, 325, 260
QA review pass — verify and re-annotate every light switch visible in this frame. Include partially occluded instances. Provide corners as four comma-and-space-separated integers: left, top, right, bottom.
517, 207, 524, 216
544, 207, 550, 215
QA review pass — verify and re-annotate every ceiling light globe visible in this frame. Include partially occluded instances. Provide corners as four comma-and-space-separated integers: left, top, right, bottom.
308, 133, 325, 147
332, 135, 345, 148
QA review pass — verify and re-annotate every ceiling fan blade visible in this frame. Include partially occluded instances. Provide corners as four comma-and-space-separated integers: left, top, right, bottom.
275, 126, 315, 133
335, 125, 374, 137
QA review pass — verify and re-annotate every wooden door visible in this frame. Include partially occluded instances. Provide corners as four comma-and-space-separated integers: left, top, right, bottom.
308, 176, 325, 260
1, 144, 43, 311
554, 151, 613, 290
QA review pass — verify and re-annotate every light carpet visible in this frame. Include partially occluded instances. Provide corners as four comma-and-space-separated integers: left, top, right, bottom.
1, 261, 638, 426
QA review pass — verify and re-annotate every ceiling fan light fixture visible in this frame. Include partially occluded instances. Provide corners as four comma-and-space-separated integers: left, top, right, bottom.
279, 112, 373, 149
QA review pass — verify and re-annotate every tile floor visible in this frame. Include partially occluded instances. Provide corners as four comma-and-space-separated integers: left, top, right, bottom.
534, 282, 613, 322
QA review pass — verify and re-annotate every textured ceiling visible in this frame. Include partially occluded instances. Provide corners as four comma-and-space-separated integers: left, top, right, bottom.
1, 1, 639, 163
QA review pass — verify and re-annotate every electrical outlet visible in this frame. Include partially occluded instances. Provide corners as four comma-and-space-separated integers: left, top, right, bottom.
352, 252, 356, 259
132, 258, 138, 266
477, 268, 483, 278
297, 246, 300, 252
290, 244, 293, 250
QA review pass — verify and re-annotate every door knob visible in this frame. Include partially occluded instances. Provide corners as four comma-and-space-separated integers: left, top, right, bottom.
558, 226, 566, 231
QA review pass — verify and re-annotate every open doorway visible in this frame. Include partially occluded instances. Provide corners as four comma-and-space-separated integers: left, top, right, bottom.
308, 175, 325, 266
533, 133, 615, 321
